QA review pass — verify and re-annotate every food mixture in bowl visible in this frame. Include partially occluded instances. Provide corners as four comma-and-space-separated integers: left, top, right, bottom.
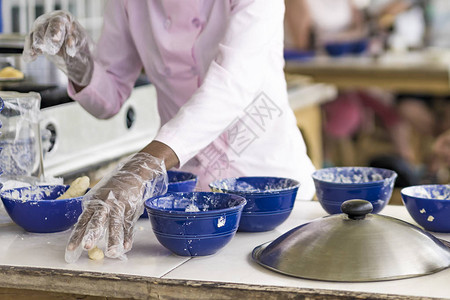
312, 167, 394, 184
0, 177, 90, 233
211, 177, 299, 194
404, 185, 450, 200
312, 167, 397, 215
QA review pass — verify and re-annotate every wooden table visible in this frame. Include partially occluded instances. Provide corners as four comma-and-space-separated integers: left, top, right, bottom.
285, 53, 450, 95
1, 201, 449, 300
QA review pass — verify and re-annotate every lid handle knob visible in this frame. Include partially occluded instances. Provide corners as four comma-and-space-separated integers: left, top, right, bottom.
341, 200, 373, 220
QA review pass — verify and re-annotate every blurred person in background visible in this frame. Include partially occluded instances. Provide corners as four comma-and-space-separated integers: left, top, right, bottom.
432, 130, 450, 169
368, 0, 426, 52
427, 1, 450, 182
427, 0, 450, 48
23, 1, 316, 262
369, 0, 450, 183
285, 0, 367, 52
367, 0, 429, 144
285, 0, 415, 170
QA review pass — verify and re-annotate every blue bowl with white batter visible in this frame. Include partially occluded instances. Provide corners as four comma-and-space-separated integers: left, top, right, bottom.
0, 185, 83, 233
312, 167, 397, 215
141, 170, 198, 218
209, 177, 300, 232
401, 184, 450, 233
144, 192, 246, 256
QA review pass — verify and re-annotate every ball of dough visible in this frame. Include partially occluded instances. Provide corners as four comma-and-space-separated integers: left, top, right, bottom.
88, 247, 104, 260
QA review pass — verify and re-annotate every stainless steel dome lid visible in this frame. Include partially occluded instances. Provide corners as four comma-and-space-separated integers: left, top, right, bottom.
252, 200, 450, 282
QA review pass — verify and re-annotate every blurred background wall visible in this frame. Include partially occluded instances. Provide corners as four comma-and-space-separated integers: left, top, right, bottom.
1, 0, 106, 40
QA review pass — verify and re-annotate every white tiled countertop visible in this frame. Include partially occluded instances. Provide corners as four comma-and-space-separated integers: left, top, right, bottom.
0, 201, 449, 299
165, 202, 450, 299
0, 208, 190, 278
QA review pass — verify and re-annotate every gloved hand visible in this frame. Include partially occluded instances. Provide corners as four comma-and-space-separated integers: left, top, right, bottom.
22, 10, 94, 87
65, 153, 168, 263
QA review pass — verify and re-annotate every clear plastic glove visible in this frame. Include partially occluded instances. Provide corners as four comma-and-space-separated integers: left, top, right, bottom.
65, 153, 168, 263
22, 10, 94, 87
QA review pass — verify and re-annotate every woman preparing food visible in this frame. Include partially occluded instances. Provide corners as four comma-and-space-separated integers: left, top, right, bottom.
23, 1, 315, 262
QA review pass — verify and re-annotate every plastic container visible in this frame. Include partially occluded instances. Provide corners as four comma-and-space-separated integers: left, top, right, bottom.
0, 92, 44, 180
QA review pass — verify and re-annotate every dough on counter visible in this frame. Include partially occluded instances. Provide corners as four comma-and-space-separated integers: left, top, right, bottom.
0, 66, 24, 79
88, 247, 104, 260
56, 176, 90, 199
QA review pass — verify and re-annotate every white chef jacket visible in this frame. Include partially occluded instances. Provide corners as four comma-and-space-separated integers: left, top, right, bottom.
68, 0, 316, 199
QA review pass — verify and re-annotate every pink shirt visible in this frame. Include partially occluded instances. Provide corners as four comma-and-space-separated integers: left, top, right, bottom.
68, 0, 315, 199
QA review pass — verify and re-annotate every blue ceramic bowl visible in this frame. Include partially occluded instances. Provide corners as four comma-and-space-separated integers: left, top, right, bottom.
166, 170, 198, 192
209, 177, 300, 232
145, 192, 246, 256
325, 42, 353, 57
0, 185, 84, 233
351, 39, 369, 54
325, 39, 368, 57
312, 167, 397, 215
284, 49, 315, 61
141, 170, 198, 218
401, 184, 450, 233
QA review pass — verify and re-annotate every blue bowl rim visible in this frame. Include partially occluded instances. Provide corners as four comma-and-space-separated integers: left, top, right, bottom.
311, 167, 398, 186
167, 170, 198, 185
401, 184, 450, 202
145, 191, 247, 216
0, 184, 85, 203
240, 208, 293, 216
153, 228, 237, 239
148, 208, 242, 220
208, 176, 300, 195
